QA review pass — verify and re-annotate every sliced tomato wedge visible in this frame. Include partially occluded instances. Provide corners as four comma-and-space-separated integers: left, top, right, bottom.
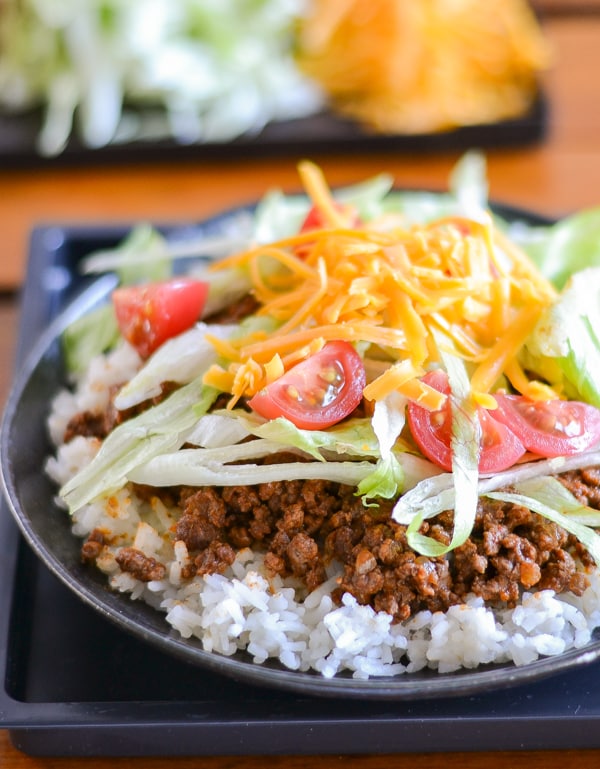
248, 341, 366, 430
113, 277, 209, 358
407, 370, 526, 473
492, 394, 600, 457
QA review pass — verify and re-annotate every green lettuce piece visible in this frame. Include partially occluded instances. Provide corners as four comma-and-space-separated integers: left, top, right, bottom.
404, 335, 481, 557
356, 455, 404, 504
60, 382, 219, 513
512, 476, 600, 527
357, 392, 407, 503
334, 172, 395, 221
487, 487, 600, 567
383, 150, 488, 224
522, 266, 600, 406
113, 323, 235, 410
516, 208, 600, 290
63, 303, 120, 375
128, 455, 376, 489
82, 224, 172, 283
251, 172, 395, 244
241, 414, 380, 461
251, 189, 311, 243
449, 149, 489, 218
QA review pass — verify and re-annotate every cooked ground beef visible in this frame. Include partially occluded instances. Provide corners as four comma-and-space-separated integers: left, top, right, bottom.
157, 467, 597, 622
80, 438, 599, 619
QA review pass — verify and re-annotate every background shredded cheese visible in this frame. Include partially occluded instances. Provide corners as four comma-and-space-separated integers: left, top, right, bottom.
295, 0, 551, 134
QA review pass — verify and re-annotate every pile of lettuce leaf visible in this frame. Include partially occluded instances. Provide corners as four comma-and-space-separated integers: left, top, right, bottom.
0, 0, 322, 155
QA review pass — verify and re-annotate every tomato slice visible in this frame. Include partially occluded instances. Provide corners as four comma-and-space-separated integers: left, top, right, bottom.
248, 341, 366, 429
407, 370, 526, 473
492, 394, 600, 457
113, 278, 209, 358
299, 202, 361, 233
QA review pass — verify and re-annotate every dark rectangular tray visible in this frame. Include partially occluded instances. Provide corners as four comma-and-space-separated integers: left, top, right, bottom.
3, 223, 600, 758
0, 96, 547, 169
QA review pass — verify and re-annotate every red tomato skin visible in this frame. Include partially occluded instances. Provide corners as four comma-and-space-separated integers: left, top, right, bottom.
113, 278, 209, 358
492, 394, 600, 457
299, 203, 361, 233
248, 341, 366, 430
407, 371, 526, 473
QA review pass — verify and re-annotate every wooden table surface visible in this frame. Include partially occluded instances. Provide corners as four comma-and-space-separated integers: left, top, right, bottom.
2, 9, 600, 768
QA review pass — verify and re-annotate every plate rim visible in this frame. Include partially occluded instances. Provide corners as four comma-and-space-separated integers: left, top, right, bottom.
4, 199, 600, 702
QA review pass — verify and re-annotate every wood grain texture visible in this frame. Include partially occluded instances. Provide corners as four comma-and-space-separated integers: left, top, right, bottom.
2, 12, 600, 768
2, 729, 600, 769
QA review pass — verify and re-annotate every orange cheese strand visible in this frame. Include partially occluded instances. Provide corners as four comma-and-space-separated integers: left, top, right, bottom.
470, 303, 546, 395
241, 322, 407, 363
504, 358, 561, 401
363, 359, 446, 411
494, 227, 557, 301
297, 159, 354, 228
203, 165, 559, 408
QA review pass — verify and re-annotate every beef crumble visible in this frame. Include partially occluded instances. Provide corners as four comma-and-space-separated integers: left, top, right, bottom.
115, 547, 167, 582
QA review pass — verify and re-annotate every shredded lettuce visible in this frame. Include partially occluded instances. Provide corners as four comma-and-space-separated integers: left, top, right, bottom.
82, 224, 173, 282
0, 0, 323, 156
395, 449, 600, 530
185, 413, 253, 449
523, 267, 600, 407
114, 323, 236, 410
403, 348, 481, 557
203, 409, 381, 462
128, 455, 376, 488
449, 149, 489, 221
357, 393, 407, 503
514, 208, 600, 290
251, 171, 396, 243
486, 486, 600, 566
382, 150, 489, 225
61, 382, 219, 513
62, 303, 120, 376
511, 476, 600, 527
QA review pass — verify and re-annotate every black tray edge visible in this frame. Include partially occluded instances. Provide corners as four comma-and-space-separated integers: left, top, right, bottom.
0, 95, 548, 171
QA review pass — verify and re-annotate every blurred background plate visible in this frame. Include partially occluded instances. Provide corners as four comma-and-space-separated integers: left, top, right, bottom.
0, 96, 547, 170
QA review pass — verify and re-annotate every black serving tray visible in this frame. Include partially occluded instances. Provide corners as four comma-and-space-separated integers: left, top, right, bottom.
4, 221, 600, 758
0, 95, 547, 170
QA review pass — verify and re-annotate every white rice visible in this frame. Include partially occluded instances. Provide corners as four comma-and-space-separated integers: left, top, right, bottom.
45, 343, 600, 679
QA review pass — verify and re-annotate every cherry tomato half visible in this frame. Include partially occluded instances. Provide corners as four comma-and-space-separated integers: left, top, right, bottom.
407, 370, 526, 473
113, 278, 209, 358
492, 394, 600, 457
248, 341, 366, 430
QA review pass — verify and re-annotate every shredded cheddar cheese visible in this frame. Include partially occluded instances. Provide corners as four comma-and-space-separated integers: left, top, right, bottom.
202, 162, 558, 413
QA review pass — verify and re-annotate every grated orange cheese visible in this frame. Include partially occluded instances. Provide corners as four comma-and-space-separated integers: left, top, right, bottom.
203, 164, 558, 411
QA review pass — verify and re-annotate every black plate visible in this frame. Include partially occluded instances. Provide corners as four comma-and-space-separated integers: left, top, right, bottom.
0, 96, 547, 169
3, 203, 600, 707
